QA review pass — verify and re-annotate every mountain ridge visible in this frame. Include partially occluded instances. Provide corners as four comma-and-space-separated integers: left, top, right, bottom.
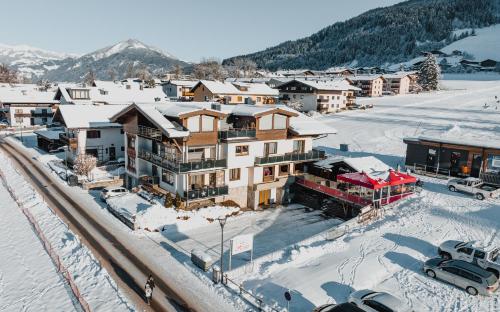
223, 0, 500, 70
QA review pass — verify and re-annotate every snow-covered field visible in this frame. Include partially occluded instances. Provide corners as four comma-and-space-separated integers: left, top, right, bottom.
0, 151, 134, 312
231, 80, 500, 311
0, 179, 77, 311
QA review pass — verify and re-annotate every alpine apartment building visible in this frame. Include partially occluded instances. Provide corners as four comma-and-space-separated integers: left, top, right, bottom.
111, 102, 336, 209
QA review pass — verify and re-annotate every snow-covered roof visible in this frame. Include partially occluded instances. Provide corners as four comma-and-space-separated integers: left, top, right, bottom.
57, 104, 126, 129
314, 156, 391, 179
349, 75, 384, 81
291, 78, 360, 91
56, 81, 168, 105
195, 80, 240, 94
0, 84, 57, 104
231, 82, 279, 96
34, 129, 63, 140
166, 80, 198, 87
383, 72, 411, 79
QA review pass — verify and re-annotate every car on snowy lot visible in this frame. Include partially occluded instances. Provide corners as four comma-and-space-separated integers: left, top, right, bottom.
423, 258, 499, 296
438, 240, 500, 278
313, 302, 365, 312
447, 177, 500, 200
100, 186, 128, 202
347, 289, 411, 312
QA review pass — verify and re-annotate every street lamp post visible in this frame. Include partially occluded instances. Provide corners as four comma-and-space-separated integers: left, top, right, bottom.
218, 216, 227, 284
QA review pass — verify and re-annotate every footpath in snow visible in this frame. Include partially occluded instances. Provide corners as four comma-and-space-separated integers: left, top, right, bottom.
0, 180, 77, 311
0, 151, 135, 312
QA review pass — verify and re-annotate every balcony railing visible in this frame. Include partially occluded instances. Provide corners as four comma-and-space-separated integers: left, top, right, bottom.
317, 98, 329, 103
218, 128, 256, 140
138, 150, 226, 173
255, 149, 325, 165
31, 112, 53, 118
184, 185, 228, 200
138, 125, 162, 140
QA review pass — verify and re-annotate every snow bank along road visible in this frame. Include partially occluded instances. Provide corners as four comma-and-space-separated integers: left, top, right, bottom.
0, 137, 236, 312
0, 178, 77, 311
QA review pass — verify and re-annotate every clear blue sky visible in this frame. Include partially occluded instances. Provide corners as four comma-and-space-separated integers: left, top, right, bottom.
0, 0, 403, 62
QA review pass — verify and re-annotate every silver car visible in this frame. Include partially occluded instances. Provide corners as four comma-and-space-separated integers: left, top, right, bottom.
423, 258, 499, 296
100, 186, 128, 202
348, 289, 411, 312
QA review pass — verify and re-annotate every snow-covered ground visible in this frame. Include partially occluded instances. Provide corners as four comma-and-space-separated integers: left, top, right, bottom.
229, 80, 500, 311
441, 24, 500, 61
0, 151, 134, 312
0, 179, 77, 311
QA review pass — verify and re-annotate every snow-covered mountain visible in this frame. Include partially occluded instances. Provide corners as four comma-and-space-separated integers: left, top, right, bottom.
441, 24, 500, 61
0, 43, 77, 77
0, 39, 187, 82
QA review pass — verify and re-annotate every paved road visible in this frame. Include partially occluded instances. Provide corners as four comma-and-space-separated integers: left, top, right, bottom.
0, 137, 235, 312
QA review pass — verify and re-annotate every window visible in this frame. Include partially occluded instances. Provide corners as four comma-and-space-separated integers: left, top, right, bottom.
293, 140, 305, 153
15, 109, 23, 114
459, 270, 482, 283
256, 97, 261, 102
263, 166, 274, 181
264, 142, 277, 156
127, 158, 135, 170
235, 145, 249, 156
162, 169, 174, 185
274, 114, 287, 129
120, 129, 124, 134
121, 146, 125, 152
87, 130, 101, 139
127, 135, 135, 148
187, 116, 200, 132
230, 168, 241, 181
237, 96, 243, 102
458, 247, 473, 255
259, 115, 273, 130
474, 250, 486, 259
201, 115, 214, 132
279, 164, 289, 176
442, 266, 460, 275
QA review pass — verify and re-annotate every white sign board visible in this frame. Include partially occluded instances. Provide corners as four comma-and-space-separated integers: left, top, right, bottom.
230, 234, 253, 256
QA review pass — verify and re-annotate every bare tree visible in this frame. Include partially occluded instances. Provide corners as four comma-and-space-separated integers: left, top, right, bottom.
37, 79, 51, 91
84, 69, 96, 85
125, 63, 135, 79
173, 64, 183, 79
232, 58, 257, 77
0, 64, 19, 84
193, 58, 227, 81
73, 153, 97, 179
136, 64, 151, 81
107, 68, 117, 81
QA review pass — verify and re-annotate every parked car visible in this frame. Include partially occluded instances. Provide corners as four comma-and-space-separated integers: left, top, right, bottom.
348, 289, 411, 312
423, 258, 499, 296
447, 177, 500, 200
438, 240, 500, 277
49, 146, 67, 154
313, 302, 365, 312
100, 186, 128, 202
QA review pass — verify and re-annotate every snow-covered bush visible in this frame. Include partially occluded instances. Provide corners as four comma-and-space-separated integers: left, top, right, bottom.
73, 153, 97, 178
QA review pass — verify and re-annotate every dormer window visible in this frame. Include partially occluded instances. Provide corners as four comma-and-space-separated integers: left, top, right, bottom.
99, 89, 108, 95
71, 89, 90, 99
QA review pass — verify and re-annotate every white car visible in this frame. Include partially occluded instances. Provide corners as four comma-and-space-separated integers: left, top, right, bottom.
348, 290, 411, 312
100, 186, 128, 202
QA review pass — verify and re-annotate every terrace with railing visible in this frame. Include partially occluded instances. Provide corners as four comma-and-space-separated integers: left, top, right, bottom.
255, 149, 325, 165
138, 150, 226, 173
184, 185, 229, 200
218, 128, 256, 140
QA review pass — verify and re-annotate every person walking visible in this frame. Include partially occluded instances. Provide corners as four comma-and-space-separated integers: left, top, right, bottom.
144, 275, 155, 306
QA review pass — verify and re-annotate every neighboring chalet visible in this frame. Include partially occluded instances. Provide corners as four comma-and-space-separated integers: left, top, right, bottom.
51, 105, 127, 164
324, 67, 354, 77
110, 102, 336, 209
191, 80, 279, 104
275, 69, 316, 77
0, 84, 58, 127
404, 136, 500, 183
382, 72, 411, 95
348, 75, 385, 97
162, 80, 198, 101
277, 79, 360, 113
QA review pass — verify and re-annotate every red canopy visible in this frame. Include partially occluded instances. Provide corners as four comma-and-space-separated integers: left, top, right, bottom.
337, 172, 389, 190
387, 170, 417, 185
337, 170, 417, 190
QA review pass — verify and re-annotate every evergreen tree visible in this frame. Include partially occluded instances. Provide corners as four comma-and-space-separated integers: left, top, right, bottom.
418, 54, 441, 91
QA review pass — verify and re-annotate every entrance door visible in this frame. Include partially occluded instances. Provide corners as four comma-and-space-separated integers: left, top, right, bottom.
471, 154, 482, 177
259, 190, 271, 207
426, 148, 437, 171
109, 147, 116, 161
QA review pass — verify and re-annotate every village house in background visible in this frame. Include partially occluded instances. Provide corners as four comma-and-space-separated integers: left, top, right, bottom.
110, 102, 335, 209
277, 78, 360, 113
162, 80, 198, 101
49, 105, 127, 164
0, 84, 58, 127
191, 80, 279, 104
382, 72, 412, 95
347, 75, 385, 97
